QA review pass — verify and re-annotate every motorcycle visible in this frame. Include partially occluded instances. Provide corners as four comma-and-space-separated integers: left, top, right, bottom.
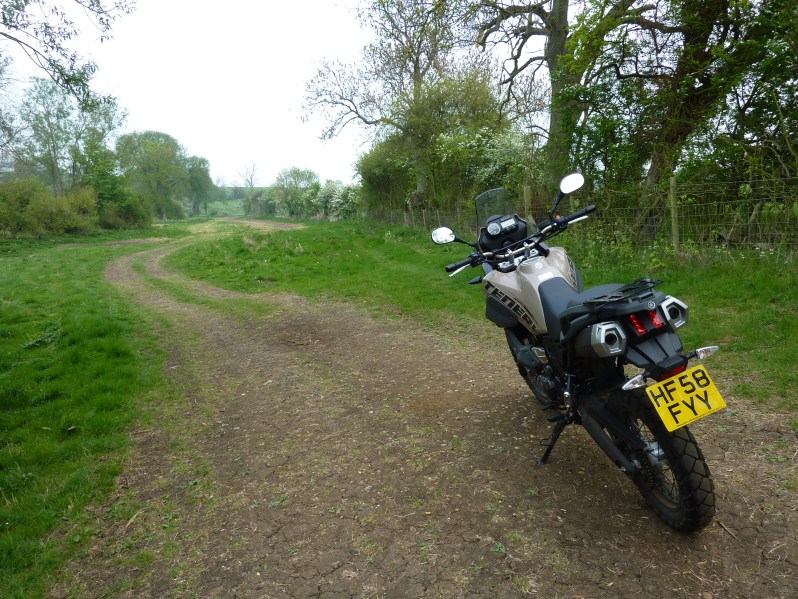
431, 174, 726, 531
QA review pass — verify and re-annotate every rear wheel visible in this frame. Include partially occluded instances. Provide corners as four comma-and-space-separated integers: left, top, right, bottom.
618, 392, 715, 531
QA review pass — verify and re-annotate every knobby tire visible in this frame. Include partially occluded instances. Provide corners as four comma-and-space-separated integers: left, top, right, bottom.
621, 391, 716, 531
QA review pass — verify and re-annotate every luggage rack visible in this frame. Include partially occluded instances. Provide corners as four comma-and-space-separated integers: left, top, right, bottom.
583, 278, 663, 305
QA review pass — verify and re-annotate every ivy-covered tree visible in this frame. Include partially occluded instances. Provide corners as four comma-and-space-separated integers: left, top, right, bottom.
572, 0, 786, 189
678, 1, 798, 184
471, 0, 792, 197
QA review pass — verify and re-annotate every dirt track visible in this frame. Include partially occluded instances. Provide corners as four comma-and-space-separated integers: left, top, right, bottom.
51, 221, 796, 598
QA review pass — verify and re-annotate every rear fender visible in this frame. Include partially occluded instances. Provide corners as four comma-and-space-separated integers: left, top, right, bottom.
624, 332, 684, 370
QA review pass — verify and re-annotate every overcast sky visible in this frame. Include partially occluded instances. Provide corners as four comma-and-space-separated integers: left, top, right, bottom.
13, 0, 374, 187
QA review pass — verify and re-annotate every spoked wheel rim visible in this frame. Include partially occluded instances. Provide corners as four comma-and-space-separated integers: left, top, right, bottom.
633, 420, 681, 509
614, 391, 716, 531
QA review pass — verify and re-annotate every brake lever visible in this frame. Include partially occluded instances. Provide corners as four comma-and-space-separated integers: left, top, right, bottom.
448, 264, 470, 277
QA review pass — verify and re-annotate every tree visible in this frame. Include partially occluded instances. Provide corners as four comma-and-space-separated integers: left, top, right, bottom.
78, 131, 149, 228
331, 185, 361, 219
243, 187, 279, 217
472, 0, 643, 191
116, 131, 188, 220
473, 0, 791, 196
578, 0, 784, 187
0, 56, 23, 164
239, 162, 258, 189
16, 77, 125, 194
273, 167, 319, 218
186, 156, 215, 216
0, 0, 133, 104
356, 133, 415, 213
314, 180, 342, 219
352, 62, 522, 213
305, 0, 466, 206
472, 0, 592, 189
17, 78, 72, 193
678, 2, 798, 183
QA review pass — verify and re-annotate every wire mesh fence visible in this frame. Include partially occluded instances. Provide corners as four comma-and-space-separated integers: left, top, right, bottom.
365, 177, 798, 256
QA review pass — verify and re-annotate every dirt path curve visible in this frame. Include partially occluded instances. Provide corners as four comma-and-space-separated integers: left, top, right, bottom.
51, 221, 796, 598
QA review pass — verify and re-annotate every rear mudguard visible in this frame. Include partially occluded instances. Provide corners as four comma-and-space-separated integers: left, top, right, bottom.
625, 332, 684, 370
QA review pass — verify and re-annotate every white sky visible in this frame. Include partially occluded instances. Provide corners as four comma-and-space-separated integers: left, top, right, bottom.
11, 0, 374, 187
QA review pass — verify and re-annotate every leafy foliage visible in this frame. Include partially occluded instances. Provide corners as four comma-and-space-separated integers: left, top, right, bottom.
185, 156, 216, 216
0, 177, 97, 236
242, 172, 361, 221
568, 0, 786, 189
78, 132, 151, 228
15, 78, 125, 193
0, 0, 133, 104
116, 131, 188, 220
305, 0, 478, 204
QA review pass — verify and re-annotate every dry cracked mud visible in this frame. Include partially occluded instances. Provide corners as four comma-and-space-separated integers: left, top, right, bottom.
49, 220, 796, 598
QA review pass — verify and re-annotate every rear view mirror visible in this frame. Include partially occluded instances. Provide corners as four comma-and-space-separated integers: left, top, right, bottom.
559, 173, 585, 195
431, 227, 456, 245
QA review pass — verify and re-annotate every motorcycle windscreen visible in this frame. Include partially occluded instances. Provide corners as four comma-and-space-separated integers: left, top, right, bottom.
475, 188, 515, 229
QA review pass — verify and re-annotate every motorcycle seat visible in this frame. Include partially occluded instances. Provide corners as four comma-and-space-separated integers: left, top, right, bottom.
539, 279, 625, 339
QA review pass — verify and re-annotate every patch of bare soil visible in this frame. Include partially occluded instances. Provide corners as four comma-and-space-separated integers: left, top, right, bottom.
105, 238, 173, 247
50, 223, 796, 598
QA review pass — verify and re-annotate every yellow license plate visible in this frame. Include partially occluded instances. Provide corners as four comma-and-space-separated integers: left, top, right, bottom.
645, 365, 726, 432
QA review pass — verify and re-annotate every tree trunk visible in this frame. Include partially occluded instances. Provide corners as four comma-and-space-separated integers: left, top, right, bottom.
543, 0, 579, 195
410, 142, 430, 208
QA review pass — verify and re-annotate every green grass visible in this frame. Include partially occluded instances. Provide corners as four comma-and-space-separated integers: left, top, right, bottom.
205, 199, 243, 217
0, 227, 191, 598
167, 218, 798, 416
166, 220, 486, 330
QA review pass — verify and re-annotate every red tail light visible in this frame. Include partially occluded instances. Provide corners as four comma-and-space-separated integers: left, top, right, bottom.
628, 310, 666, 336
649, 310, 665, 329
658, 365, 686, 381
628, 313, 647, 336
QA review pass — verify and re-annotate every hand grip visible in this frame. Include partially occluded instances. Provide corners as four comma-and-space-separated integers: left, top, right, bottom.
565, 204, 597, 223
445, 257, 473, 272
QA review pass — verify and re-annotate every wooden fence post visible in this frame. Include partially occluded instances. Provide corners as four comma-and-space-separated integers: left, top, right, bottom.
523, 185, 531, 221
670, 176, 680, 253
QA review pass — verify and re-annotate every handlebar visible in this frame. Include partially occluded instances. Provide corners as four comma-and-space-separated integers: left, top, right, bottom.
540, 204, 597, 234
442, 204, 596, 275
445, 255, 475, 272
563, 204, 596, 224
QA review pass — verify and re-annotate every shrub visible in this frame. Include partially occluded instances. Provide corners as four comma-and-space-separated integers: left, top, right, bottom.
0, 178, 49, 235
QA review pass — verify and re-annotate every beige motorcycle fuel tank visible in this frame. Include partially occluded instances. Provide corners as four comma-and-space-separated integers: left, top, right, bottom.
482, 247, 580, 335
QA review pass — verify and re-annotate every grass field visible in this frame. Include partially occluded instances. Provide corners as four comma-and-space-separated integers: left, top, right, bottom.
0, 226, 191, 597
1, 216, 796, 597
167, 219, 798, 415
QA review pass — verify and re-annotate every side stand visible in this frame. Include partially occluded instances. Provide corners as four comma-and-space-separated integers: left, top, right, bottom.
539, 413, 569, 464
539, 374, 576, 465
